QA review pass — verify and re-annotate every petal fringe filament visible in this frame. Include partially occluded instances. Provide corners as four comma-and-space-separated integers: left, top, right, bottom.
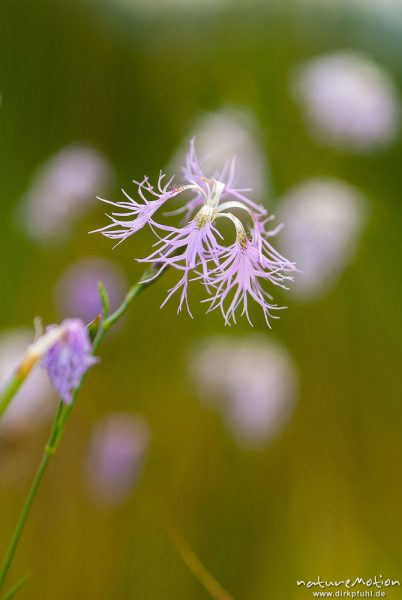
94, 140, 296, 326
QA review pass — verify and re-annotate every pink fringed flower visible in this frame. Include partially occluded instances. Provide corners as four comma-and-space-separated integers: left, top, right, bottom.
95, 140, 296, 326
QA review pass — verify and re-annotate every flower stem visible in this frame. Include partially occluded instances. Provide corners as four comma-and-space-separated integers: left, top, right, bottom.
102, 264, 159, 333
0, 267, 161, 593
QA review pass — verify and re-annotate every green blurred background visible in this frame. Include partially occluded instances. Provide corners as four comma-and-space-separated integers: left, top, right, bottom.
1, 0, 402, 598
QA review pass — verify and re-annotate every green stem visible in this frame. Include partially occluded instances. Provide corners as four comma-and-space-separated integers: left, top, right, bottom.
0, 267, 161, 593
0, 456, 48, 592
102, 266, 156, 333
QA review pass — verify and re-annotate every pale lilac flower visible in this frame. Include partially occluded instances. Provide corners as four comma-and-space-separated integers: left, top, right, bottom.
55, 257, 127, 322
278, 179, 367, 300
0, 330, 54, 438
20, 145, 113, 243
41, 319, 96, 404
96, 140, 295, 326
84, 413, 149, 507
292, 51, 400, 151
189, 335, 297, 448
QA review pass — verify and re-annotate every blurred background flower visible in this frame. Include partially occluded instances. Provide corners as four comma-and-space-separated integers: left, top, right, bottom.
0, 329, 55, 439
292, 51, 400, 151
278, 179, 368, 301
189, 335, 297, 447
19, 145, 113, 244
0, 330, 56, 489
84, 413, 149, 507
55, 257, 127, 322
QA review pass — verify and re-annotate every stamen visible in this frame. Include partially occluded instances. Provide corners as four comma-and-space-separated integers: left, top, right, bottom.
216, 200, 253, 216
194, 205, 215, 229
238, 231, 249, 250
214, 211, 247, 244
206, 179, 226, 210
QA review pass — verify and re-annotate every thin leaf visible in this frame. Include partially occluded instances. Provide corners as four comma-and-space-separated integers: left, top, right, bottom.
2, 572, 30, 600
97, 281, 110, 318
162, 509, 234, 600
87, 314, 102, 343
